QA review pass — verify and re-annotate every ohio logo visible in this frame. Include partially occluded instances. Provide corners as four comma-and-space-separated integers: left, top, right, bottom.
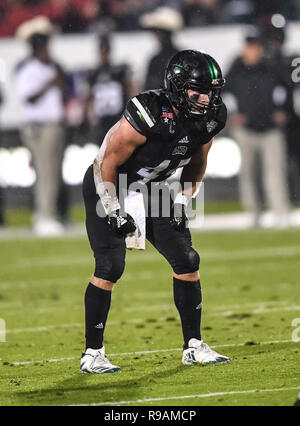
172, 146, 188, 156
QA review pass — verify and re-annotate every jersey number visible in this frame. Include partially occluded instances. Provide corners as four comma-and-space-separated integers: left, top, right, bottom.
93, 81, 123, 116
137, 158, 191, 184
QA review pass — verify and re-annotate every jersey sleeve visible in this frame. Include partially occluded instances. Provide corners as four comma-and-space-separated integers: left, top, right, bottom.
124, 92, 159, 137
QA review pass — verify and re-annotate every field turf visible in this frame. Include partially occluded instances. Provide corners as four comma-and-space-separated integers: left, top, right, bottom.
0, 228, 299, 406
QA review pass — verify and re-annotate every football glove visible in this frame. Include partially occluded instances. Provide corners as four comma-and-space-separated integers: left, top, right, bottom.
170, 202, 188, 231
99, 193, 136, 237
170, 193, 191, 231
108, 210, 136, 237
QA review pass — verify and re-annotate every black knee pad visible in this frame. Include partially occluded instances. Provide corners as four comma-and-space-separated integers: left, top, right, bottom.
94, 250, 125, 283
187, 247, 200, 271
173, 246, 200, 275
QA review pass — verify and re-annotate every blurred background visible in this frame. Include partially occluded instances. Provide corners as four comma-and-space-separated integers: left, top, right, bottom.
0, 0, 300, 236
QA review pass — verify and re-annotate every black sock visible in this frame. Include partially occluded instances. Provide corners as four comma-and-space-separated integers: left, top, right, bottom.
173, 277, 202, 348
84, 282, 112, 350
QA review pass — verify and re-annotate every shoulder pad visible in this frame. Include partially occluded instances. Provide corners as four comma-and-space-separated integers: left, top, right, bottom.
124, 91, 161, 136
202, 102, 227, 144
216, 102, 227, 128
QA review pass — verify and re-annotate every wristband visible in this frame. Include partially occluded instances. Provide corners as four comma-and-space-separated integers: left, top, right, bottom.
101, 193, 121, 215
174, 192, 191, 207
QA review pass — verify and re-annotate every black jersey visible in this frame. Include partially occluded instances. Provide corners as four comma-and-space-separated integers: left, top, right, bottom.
120, 89, 227, 186
89, 64, 130, 123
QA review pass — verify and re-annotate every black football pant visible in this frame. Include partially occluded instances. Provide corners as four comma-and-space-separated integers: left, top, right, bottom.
82, 165, 200, 282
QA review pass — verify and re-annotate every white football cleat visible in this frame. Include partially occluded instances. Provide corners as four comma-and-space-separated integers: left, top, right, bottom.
80, 347, 121, 374
182, 338, 231, 365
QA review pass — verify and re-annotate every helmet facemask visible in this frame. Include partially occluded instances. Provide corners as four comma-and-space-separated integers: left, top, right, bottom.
180, 81, 225, 118
184, 86, 212, 116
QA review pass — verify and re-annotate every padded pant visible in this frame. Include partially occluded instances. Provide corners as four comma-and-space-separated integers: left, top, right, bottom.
83, 166, 200, 282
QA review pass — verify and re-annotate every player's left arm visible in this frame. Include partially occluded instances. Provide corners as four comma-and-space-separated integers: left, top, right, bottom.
170, 139, 212, 230
179, 139, 213, 198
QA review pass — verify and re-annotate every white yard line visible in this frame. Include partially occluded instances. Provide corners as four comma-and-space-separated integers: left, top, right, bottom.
108, 301, 300, 315
1, 210, 300, 241
0, 272, 160, 291
208, 300, 289, 311
0, 298, 290, 316
208, 305, 300, 318
0, 276, 82, 290
5, 303, 300, 333
11, 245, 300, 270
8, 338, 296, 366
6, 318, 144, 334
70, 386, 300, 406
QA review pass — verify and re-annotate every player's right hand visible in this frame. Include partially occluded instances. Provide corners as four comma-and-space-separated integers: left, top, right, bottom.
108, 211, 136, 237
170, 203, 188, 231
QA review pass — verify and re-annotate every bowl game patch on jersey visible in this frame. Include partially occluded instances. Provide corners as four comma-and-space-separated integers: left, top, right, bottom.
206, 120, 218, 133
161, 106, 174, 122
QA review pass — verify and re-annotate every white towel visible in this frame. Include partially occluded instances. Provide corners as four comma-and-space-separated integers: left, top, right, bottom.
124, 190, 146, 250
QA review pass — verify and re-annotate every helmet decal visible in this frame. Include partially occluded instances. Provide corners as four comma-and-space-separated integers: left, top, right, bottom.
203, 55, 219, 79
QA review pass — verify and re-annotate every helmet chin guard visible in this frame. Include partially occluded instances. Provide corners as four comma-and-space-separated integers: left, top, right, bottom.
164, 50, 225, 119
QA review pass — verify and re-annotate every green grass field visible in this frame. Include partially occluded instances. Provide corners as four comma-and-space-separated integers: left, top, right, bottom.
0, 228, 299, 406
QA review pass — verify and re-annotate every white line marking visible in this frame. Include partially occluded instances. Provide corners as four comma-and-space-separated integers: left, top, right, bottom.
8, 338, 296, 366
209, 305, 300, 318
0, 272, 158, 291
70, 386, 300, 406
6, 318, 144, 334
209, 300, 289, 311
11, 245, 300, 269
6, 303, 300, 333
0, 298, 289, 316
6, 323, 82, 334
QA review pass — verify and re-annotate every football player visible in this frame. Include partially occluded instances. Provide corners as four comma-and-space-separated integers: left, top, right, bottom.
84, 34, 136, 144
80, 50, 231, 373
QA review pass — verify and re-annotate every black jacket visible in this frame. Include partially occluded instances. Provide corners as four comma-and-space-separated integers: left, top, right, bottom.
225, 56, 289, 132
144, 45, 179, 91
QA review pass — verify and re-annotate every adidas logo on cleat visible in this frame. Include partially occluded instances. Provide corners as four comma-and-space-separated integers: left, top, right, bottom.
183, 350, 196, 364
